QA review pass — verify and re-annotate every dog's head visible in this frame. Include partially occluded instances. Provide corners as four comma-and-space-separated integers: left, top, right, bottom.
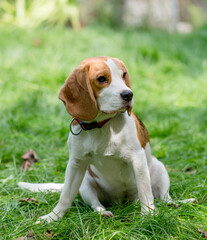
59, 56, 133, 121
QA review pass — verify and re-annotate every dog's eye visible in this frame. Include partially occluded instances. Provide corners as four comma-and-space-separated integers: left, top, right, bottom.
97, 76, 107, 83
123, 72, 127, 80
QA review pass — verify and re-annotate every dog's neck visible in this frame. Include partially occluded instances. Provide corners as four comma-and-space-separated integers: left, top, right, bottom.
70, 111, 128, 135
69, 111, 122, 135
75, 118, 111, 131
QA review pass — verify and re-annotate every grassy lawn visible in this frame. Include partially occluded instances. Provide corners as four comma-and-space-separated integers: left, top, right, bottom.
0, 25, 207, 239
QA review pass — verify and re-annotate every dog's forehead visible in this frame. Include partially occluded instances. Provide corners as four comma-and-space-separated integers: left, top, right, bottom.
81, 57, 125, 74
89, 58, 110, 72
80, 56, 108, 68
104, 58, 123, 76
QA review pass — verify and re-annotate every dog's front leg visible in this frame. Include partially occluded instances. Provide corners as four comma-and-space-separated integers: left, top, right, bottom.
36, 157, 88, 223
132, 149, 155, 213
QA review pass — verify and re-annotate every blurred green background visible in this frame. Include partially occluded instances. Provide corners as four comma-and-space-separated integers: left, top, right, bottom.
1, 0, 207, 30
0, 0, 207, 239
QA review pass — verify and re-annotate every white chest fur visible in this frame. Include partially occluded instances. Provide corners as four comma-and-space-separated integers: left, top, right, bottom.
69, 112, 142, 201
69, 112, 141, 158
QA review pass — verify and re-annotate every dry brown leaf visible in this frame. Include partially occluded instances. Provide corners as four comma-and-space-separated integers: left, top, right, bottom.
184, 167, 197, 174
121, 217, 130, 222
15, 230, 34, 240
45, 229, 54, 238
197, 228, 207, 238
26, 230, 34, 238
20, 149, 39, 172
19, 197, 39, 205
168, 202, 180, 208
186, 170, 197, 174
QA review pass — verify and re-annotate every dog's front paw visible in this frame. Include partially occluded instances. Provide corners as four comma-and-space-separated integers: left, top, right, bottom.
35, 212, 60, 224
141, 204, 156, 215
101, 210, 114, 217
95, 207, 114, 217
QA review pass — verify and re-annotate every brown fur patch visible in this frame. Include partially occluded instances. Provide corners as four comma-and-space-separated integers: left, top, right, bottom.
58, 64, 98, 121
88, 59, 112, 99
88, 165, 98, 178
132, 112, 150, 148
59, 56, 132, 121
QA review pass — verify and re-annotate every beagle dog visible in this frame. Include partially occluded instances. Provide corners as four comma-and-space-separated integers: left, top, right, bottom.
19, 56, 173, 222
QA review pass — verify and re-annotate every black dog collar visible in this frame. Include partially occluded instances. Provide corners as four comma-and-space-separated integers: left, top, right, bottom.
70, 118, 111, 135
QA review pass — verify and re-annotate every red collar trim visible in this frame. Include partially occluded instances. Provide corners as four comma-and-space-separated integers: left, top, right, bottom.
76, 118, 111, 131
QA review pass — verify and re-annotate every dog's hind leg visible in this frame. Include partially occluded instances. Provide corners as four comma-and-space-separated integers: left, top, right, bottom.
79, 170, 114, 217
150, 156, 197, 205
144, 144, 171, 202
150, 156, 172, 202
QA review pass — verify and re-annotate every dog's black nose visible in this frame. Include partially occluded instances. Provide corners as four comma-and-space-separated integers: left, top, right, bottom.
120, 90, 133, 102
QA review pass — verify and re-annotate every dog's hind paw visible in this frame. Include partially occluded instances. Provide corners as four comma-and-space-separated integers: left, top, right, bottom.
178, 198, 198, 204
35, 212, 60, 224
168, 198, 198, 208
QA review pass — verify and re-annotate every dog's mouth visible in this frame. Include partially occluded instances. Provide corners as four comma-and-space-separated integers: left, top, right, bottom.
102, 102, 133, 116
120, 105, 132, 116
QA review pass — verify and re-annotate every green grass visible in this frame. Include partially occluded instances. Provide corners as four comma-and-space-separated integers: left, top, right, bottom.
0, 25, 207, 239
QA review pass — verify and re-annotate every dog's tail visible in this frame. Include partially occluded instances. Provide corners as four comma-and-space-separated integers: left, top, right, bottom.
18, 182, 64, 192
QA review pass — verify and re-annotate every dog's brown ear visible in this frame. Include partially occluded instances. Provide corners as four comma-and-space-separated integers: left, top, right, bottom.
58, 64, 98, 121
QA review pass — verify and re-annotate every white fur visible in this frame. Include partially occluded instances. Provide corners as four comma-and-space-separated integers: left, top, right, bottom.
19, 58, 173, 223
97, 58, 133, 114
18, 182, 63, 192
